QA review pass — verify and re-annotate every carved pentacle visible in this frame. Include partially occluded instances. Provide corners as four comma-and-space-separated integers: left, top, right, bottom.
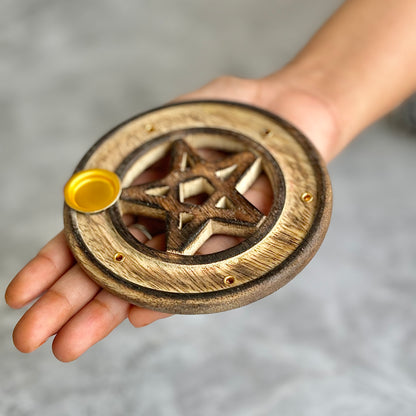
63, 101, 332, 314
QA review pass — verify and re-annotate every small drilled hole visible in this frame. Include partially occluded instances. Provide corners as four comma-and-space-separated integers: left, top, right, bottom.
114, 252, 125, 262
262, 128, 271, 137
302, 192, 313, 203
224, 276, 235, 285
145, 123, 155, 132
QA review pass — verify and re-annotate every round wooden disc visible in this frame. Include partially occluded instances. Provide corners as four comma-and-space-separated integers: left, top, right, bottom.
64, 101, 332, 314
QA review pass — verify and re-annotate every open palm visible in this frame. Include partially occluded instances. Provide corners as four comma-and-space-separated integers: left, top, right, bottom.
5, 76, 335, 361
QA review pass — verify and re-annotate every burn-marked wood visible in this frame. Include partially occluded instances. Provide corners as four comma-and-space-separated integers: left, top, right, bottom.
64, 101, 332, 314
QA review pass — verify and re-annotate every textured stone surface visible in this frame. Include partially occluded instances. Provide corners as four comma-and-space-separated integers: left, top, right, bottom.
1, 1, 416, 415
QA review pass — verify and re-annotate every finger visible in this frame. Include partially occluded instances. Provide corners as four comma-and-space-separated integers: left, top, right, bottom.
54, 229, 168, 359
12, 264, 100, 353
126, 217, 165, 241
131, 156, 170, 186
198, 234, 242, 254
146, 233, 167, 251
52, 290, 130, 362
5, 231, 74, 309
243, 174, 273, 215
129, 306, 171, 328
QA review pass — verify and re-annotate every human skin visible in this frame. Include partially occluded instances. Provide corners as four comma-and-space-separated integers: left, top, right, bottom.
5, 0, 416, 361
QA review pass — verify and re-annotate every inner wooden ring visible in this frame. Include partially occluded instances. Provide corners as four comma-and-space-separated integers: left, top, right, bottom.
109, 127, 286, 264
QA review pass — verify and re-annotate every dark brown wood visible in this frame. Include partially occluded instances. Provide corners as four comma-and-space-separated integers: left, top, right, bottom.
63, 101, 332, 314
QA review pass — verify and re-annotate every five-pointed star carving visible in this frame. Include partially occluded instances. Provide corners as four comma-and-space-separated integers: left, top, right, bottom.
120, 139, 265, 255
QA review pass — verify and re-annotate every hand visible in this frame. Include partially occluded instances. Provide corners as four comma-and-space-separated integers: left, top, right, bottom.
5, 75, 336, 361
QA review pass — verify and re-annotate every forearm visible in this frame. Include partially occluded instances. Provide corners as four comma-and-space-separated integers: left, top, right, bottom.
264, 0, 416, 157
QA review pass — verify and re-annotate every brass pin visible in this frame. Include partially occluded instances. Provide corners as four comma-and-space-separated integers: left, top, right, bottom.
113, 252, 125, 262
301, 192, 314, 203
224, 276, 236, 285
262, 128, 272, 137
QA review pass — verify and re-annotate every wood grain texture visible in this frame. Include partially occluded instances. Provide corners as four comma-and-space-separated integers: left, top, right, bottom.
64, 101, 332, 314
120, 138, 266, 255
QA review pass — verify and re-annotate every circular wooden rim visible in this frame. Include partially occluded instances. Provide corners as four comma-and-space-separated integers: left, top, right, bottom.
64, 100, 332, 314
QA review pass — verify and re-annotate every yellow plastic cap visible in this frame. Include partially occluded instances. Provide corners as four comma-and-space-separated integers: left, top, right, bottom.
64, 169, 121, 213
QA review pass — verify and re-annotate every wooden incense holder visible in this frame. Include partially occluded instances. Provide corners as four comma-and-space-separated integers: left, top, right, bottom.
63, 101, 332, 314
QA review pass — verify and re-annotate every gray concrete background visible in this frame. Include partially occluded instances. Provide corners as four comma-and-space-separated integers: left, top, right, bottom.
1, 1, 416, 415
